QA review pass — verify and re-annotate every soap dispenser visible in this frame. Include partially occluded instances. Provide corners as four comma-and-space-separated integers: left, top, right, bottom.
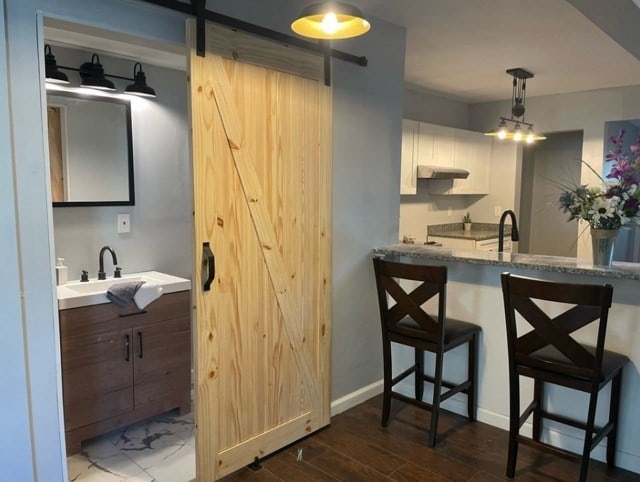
56, 258, 68, 286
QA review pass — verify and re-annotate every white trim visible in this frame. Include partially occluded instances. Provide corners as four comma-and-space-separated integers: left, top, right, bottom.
330, 379, 384, 417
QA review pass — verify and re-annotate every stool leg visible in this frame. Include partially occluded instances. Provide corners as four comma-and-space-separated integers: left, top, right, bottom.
580, 384, 599, 482
381, 336, 392, 427
607, 370, 622, 467
415, 348, 424, 402
428, 351, 444, 447
533, 378, 543, 442
506, 374, 519, 478
467, 333, 478, 421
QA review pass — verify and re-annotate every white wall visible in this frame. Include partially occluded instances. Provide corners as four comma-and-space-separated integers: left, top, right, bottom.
470, 84, 640, 259
0, 0, 36, 479
51, 47, 192, 280
4, 1, 405, 479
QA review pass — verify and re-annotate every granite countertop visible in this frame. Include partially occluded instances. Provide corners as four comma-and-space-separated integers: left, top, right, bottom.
373, 243, 640, 281
427, 222, 511, 241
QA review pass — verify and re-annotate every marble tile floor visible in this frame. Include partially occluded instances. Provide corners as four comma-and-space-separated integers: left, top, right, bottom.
67, 410, 196, 482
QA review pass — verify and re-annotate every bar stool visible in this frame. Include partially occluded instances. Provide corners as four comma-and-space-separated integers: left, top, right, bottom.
500, 273, 627, 482
372, 257, 481, 447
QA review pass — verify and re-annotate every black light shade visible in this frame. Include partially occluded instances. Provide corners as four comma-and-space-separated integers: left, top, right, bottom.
80, 54, 116, 91
44, 44, 69, 84
124, 63, 156, 98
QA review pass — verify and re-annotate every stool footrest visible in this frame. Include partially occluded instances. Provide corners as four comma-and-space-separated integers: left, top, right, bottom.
517, 435, 580, 461
391, 365, 416, 386
518, 400, 537, 429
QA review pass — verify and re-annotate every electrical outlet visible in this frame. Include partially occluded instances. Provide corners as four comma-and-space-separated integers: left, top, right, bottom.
494, 206, 502, 217
117, 213, 131, 234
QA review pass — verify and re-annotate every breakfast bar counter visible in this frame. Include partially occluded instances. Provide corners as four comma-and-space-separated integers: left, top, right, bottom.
372, 243, 640, 475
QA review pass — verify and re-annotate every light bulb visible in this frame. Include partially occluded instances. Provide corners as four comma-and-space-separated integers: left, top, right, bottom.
497, 128, 507, 139
513, 131, 522, 141
526, 133, 535, 144
321, 12, 339, 34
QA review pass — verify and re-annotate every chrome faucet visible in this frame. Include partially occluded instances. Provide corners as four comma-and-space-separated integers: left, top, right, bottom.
98, 246, 118, 280
498, 210, 520, 252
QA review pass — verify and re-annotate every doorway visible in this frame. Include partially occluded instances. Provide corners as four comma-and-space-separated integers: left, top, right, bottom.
519, 131, 583, 257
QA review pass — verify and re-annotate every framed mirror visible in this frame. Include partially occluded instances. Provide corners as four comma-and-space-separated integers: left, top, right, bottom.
47, 91, 134, 206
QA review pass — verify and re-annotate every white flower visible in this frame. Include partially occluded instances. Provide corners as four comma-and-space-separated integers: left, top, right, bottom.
588, 197, 615, 222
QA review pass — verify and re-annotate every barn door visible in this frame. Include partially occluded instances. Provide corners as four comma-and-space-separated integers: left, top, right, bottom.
188, 22, 332, 481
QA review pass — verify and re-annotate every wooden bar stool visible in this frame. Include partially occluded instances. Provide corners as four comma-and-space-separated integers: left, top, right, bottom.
373, 257, 481, 447
500, 273, 627, 482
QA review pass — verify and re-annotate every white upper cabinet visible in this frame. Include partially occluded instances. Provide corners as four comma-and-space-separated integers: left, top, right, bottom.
400, 119, 493, 195
400, 119, 418, 195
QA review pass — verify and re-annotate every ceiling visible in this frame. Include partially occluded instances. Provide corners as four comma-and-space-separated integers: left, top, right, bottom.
353, 0, 640, 103
46, 1, 640, 105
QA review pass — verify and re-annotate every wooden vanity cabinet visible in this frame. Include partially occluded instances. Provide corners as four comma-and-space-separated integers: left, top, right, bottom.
59, 290, 191, 454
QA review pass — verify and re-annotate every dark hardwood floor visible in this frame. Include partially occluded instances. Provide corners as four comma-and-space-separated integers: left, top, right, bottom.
221, 394, 640, 481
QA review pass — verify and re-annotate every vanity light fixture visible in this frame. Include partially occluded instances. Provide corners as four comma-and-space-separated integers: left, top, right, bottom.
44, 44, 69, 84
485, 68, 546, 144
291, 1, 371, 39
44, 45, 157, 99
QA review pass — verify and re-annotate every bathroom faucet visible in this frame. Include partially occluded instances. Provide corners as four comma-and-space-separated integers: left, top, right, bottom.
498, 210, 520, 252
98, 246, 118, 280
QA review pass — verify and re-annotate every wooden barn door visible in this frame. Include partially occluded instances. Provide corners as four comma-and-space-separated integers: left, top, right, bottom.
188, 22, 332, 481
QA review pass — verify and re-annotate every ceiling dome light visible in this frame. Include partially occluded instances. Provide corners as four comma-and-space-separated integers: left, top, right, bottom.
44, 44, 69, 84
124, 63, 156, 98
291, 2, 371, 39
80, 54, 115, 91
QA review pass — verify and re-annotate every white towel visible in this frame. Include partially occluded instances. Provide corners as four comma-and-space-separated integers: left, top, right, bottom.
134, 282, 163, 310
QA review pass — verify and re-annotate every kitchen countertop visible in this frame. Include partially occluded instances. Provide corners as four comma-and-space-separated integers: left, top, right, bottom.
427, 222, 511, 241
373, 243, 640, 280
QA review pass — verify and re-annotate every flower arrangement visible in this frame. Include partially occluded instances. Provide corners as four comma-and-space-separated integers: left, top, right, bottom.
558, 129, 640, 230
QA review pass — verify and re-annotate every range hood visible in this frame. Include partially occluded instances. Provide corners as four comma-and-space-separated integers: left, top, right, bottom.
417, 165, 469, 179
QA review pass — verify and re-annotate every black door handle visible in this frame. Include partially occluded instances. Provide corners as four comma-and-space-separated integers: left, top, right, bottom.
125, 334, 130, 362
203, 242, 216, 291
138, 332, 143, 359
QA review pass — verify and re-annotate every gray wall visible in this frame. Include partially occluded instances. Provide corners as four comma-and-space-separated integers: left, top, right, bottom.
0, 0, 36, 479
51, 47, 192, 280
404, 85, 469, 130
4, 0, 405, 478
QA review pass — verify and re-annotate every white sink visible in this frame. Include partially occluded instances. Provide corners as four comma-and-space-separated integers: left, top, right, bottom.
57, 271, 191, 310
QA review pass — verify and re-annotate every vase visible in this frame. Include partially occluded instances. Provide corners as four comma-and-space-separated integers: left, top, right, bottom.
590, 228, 618, 266
464, 223, 472, 232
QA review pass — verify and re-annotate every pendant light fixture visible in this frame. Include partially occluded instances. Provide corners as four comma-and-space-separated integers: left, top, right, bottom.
291, 1, 371, 39
124, 63, 156, 98
80, 54, 116, 91
485, 68, 546, 144
44, 44, 69, 84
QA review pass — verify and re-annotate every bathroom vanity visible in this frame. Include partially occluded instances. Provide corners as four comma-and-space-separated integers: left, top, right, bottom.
57, 272, 191, 454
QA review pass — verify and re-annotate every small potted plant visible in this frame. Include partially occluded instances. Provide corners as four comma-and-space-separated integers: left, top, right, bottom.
463, 212, 472, 232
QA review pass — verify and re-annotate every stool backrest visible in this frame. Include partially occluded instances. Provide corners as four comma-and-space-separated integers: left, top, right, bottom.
501, 272, 613, 380
373, 257, 447, 344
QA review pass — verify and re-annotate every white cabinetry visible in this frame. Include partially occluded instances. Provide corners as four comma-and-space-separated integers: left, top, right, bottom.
428, 235, 512, 252
400, 120, 493, 195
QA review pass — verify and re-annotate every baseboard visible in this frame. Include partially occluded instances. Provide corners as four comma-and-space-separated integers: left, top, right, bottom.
330, 379, 384, 416
330, 381, 640, 474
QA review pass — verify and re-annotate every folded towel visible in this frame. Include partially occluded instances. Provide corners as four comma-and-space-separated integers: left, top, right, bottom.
107, 281, 145, 307
134, 282, 163, 310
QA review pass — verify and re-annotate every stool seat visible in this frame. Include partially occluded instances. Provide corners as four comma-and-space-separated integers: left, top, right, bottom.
373, 257, 481, 447
396, 316, 481, 345
527, 345, 628, 383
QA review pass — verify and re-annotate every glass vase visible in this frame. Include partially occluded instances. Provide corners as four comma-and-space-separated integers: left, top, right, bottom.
590, 228, 618, 266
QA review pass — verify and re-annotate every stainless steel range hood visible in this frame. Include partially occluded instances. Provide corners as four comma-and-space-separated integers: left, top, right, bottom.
417, 165, 469, 179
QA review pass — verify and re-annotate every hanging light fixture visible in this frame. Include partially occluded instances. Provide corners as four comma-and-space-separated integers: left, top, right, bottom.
124, 63, 156, 98
291, 1, 371, 39
44, 44, 69, 84
485, 68, 546, 143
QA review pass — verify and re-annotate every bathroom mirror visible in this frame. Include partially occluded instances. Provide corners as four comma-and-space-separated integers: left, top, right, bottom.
47, 91, 134, 206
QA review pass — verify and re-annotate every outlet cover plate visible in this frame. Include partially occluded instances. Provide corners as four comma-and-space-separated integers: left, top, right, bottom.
117, 213, 131, 234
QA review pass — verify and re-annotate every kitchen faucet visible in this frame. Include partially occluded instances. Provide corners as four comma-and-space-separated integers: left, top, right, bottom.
98, 246, 118, 280
498, 210, 520, 252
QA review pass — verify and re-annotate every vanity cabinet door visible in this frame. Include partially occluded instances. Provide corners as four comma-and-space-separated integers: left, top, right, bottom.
61, 328, 133, 431
133, 316, 191, 412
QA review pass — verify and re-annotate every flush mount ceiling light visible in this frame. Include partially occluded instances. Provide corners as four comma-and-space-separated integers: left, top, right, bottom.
44, 45, 157, 99
291, 1, 371, 39
485, 68, 546, 144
